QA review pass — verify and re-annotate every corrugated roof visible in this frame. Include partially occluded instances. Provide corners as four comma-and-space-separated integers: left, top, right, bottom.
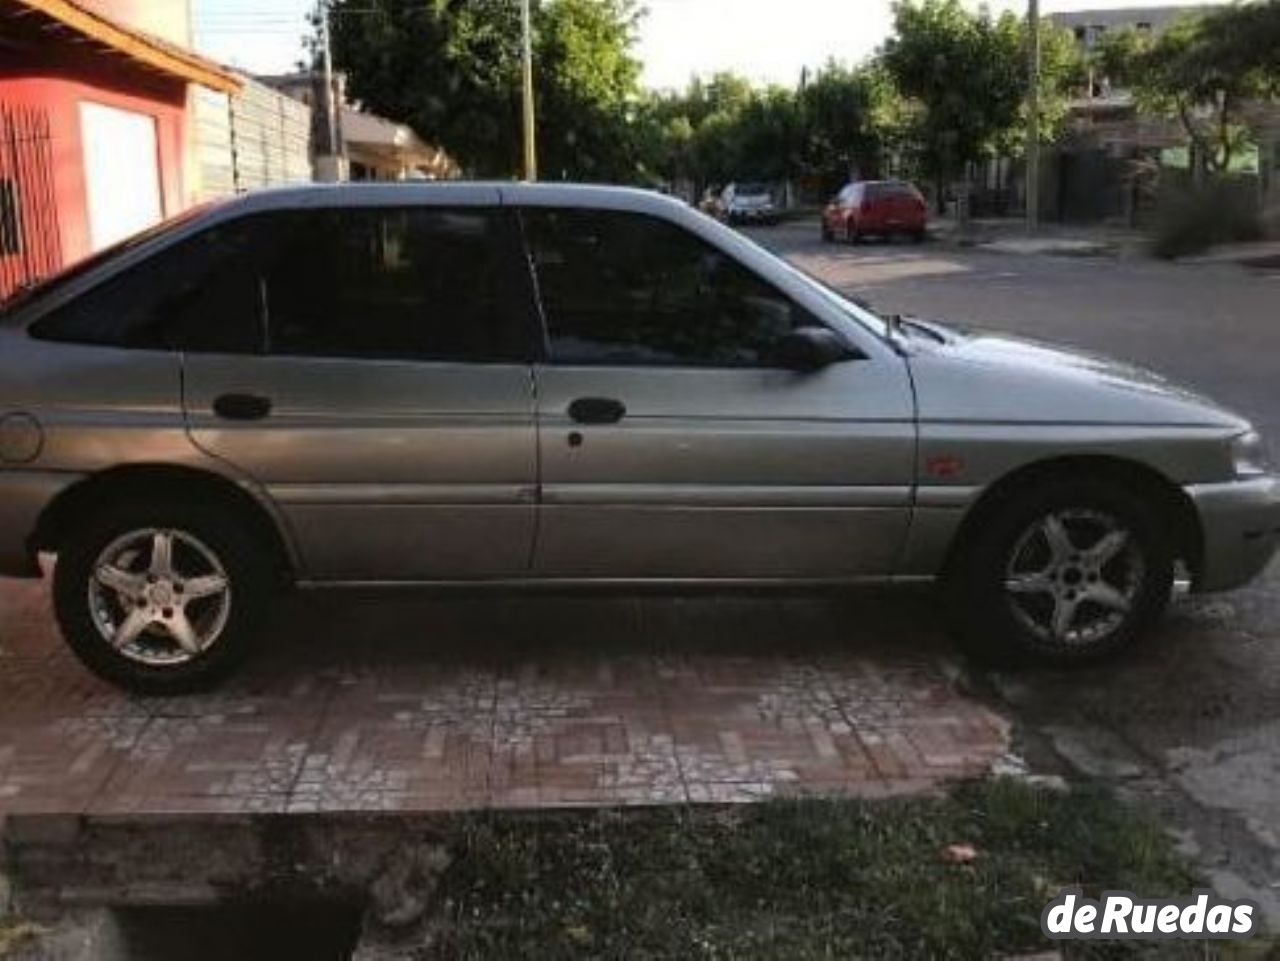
3, 0, 241, 93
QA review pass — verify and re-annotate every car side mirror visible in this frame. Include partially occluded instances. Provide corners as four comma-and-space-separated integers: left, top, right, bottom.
772, 327, 853, 371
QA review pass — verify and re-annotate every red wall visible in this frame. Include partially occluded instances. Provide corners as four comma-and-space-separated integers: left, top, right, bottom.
0, 49, 188, 266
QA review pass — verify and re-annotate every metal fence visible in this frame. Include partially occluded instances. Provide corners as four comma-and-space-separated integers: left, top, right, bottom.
194, 77, 312, 201
0, 103, 61, 301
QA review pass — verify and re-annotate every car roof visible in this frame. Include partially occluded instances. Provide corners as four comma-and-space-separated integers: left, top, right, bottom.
217, 181, 690, 217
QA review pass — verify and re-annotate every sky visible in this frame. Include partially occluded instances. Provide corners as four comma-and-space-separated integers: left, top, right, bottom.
192, 0, 1230, 91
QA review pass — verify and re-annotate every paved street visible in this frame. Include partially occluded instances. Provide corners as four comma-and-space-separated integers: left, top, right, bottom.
751, 222, 1280, 438
751, 221, 1280, 918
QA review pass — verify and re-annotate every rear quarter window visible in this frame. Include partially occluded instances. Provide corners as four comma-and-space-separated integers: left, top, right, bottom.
28, 214, 299, 353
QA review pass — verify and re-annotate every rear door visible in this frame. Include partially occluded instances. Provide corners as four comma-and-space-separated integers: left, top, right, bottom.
520, 205, 916, 580
180, 199, 541, 582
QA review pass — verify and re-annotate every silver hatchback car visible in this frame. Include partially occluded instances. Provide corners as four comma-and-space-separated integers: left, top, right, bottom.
1, 183, 1277, 692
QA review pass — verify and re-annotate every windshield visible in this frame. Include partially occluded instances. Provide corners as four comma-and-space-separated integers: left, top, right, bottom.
736, 183, 770, 196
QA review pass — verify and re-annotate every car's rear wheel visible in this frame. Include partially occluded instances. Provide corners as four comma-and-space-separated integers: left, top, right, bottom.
53, 498, 272, 694
845, 222, 861, 244
945, 478, 1174, 664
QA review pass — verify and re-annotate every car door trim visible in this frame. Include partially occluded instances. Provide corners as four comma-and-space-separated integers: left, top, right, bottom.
269, 483, 537, 505
540, 484, 911, 508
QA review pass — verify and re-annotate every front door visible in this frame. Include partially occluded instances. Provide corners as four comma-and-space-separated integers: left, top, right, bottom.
521, 207, 916, 580
179, 201, 540, 582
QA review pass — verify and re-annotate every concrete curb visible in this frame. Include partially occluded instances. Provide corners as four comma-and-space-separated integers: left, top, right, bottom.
1178, 241, 1280, 268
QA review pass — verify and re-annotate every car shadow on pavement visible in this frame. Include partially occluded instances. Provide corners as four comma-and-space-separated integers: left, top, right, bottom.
0, 578, 1013, 814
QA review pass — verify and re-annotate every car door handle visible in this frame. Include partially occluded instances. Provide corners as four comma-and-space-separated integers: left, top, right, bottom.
212, 393, 273, 421
567, 397, 626, 425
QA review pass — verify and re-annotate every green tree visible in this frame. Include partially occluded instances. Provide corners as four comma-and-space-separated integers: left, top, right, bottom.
796, 61, 897, 194
798, 63, 880, 190
1195, 0, 1280, 86
534, 0, 645, 179
1095, 3, 1280, 175
882, 0, 1080, 207
639, 71, 791, 190
327, 0, 645, 179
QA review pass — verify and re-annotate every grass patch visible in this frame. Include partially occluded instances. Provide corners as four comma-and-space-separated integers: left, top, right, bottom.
412, 779, 1230, 960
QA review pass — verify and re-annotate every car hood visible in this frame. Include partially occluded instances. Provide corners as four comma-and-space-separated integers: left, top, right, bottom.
899, 319, 1248, 430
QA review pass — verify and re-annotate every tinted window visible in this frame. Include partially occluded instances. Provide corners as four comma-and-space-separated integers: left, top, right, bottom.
523, 208, 816, 368
265, 207, 532, 363
30, 214, 282, 353
867, 182, 918, 202
7, 203, 215, 318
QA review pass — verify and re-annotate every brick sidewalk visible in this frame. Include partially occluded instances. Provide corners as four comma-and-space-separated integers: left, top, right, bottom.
0, 578, 1010, 814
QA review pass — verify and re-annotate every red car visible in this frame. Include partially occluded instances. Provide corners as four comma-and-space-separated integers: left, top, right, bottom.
821, 180, 927, 244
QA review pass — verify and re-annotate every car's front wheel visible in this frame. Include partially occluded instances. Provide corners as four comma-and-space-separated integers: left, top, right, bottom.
53, 498, 272, 694
945, 478, 1174, 663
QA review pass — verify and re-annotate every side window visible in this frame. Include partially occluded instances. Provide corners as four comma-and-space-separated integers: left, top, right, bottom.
264, 207, 532, 363
523, 208, 815, 368
29, 216, 282, 352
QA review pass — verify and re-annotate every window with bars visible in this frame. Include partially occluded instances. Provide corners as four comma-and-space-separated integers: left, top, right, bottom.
0, 179, 21, 256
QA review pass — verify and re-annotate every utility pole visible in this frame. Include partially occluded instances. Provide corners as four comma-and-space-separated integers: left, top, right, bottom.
1026, 0, 1041, 232
520, 0, 538, 181
317, 0, 342, 181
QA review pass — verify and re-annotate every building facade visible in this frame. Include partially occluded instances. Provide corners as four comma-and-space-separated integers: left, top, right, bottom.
261, 72, 458, 182
0, 0, 239, 298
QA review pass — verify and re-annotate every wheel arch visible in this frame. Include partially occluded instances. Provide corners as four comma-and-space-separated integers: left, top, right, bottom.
941, 454, 1203, 580
31, 464, 296, 587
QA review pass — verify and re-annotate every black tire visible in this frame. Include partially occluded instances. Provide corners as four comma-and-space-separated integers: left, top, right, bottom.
53, 497, 273, 694
845, 222, 861, 245
943, 477, 1174, 665
821, 223, 833, 243
910, 228, 926, 244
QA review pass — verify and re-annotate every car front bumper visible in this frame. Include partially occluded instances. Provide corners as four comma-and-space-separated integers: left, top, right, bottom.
1186, 475, 1280, 592
728, 208, 776, 222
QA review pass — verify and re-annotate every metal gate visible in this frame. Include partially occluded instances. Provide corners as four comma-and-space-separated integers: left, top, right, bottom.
0, 103, 62, 302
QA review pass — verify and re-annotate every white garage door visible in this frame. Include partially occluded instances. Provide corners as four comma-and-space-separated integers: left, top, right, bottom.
79, 101, 163, 251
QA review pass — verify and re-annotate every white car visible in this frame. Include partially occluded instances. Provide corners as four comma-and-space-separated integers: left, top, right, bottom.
721, 182, 778, 225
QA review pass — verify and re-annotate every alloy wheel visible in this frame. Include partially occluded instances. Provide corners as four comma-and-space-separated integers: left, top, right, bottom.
86, 527, 232, 666
1003, 508, 1145, 647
